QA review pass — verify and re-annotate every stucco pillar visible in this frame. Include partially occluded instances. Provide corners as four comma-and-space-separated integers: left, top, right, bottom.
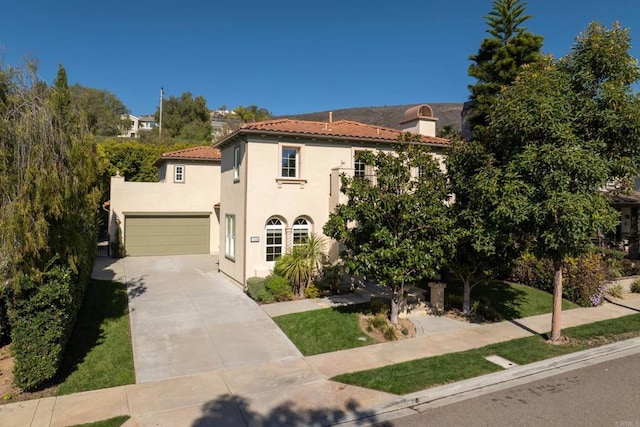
429, 282, 447, 315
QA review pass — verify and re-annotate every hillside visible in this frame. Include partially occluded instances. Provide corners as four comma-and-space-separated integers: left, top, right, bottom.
276, 103, 464, 133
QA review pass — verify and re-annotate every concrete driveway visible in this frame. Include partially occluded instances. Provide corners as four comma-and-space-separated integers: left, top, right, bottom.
110, 255, 302, 383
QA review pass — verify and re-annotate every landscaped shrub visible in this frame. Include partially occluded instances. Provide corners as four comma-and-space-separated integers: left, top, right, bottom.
607, 283, 624, 299
264, 275, 294, 302
304, 283, 321, 299
631, 279, 640, 293
511, 252, 611, 307
563, 253, 608, 307
315, 263, 348, 295
621, 258, 640, 276
6, 262, 85, 390
510, 252, 554, 292
0, 289, 9, 346
246, 277, 267, 301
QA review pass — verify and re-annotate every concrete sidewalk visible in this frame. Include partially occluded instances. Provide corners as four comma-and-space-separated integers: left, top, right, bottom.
2, 279, 640, 426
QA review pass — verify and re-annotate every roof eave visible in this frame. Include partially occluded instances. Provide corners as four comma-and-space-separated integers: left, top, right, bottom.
213, 128, 449, 147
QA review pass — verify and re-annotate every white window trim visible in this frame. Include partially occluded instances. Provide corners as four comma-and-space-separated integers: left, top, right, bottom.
265, 218, 285, 263
292, 217, 311, 248
174, 164, 185, 183
225, 214, 235, 260
233, 146, 241, 182
276, 143, 307, 187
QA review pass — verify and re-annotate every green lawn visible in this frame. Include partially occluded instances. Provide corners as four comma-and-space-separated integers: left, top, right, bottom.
72, 416, 130, 427
276, 282, 576, 356
55, 280, 135, 395
332, 314, 640, 395
440, 280, 577, 319
273, 305, 376, 355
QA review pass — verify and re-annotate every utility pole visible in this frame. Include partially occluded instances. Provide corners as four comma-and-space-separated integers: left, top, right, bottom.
159, 87, 164, 140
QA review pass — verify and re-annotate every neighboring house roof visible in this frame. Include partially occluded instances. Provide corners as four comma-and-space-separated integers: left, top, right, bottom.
607, 191, 640, 206
155, 146, 221, 166
214, 118, 450, 148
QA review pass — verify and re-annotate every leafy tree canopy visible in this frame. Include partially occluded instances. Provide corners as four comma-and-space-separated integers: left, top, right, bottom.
324, 138, 455, 324
155, 92, 212, 141
488, 23, 640, 340
70, 84, 129, 137
229, 105, 271, 124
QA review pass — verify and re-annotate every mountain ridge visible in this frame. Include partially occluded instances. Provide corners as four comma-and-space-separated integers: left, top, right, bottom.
275, 103, 464, 133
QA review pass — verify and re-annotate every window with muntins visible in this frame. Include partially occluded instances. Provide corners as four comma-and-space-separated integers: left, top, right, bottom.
233, 146, 241, 181
354, 158, 366, 178
265, 218, 284, 262
292, 218, 310, 247
225, 215, 235, 259
281, 147, 298, 178
174, 165, 185, 183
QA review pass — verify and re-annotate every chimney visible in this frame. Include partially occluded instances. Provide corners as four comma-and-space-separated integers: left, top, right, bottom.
329, 111, 333, 123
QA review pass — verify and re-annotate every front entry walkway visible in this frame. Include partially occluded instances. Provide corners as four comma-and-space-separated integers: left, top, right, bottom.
104, 255, 302, 383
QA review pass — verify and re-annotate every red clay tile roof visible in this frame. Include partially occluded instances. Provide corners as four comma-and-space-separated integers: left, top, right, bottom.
215, 119, 449, 147
158, 146, 221, 162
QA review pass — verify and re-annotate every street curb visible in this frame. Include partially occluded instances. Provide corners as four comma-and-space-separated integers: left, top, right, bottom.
334, 336, 640, 426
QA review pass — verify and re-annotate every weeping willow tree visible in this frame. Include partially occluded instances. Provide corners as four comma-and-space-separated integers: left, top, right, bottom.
0, 62, 100, 389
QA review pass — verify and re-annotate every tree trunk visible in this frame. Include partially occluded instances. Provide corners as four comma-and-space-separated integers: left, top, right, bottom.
550, 259, 563, 342
463, 277, 472, 315
390, 293, 399, 325
390, 281, 405, 325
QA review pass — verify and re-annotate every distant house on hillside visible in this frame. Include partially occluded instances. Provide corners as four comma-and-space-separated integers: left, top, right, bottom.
118, 114, 158, 138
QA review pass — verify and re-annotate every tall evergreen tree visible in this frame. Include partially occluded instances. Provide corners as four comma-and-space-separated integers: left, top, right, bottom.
467, 0, 543, 142
489, 23, 640, 341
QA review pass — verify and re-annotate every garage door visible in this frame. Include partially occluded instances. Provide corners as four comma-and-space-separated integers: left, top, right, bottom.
125, 215, 210, 256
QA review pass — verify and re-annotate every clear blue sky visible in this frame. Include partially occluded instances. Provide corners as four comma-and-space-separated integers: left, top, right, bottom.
2, 1, 639, 116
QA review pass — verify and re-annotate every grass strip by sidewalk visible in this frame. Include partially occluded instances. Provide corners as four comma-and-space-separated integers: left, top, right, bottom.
275, 283, 576, 356
273, 304, 376, 355
331, 313, 640, 395
72, 415, 130, 427
55, 280, 134, 395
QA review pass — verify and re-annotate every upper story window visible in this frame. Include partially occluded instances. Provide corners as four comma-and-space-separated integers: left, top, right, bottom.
225, 214, 235, 260
354, 151, 373, 182
418, 165, 427, 179
233, 145, 241, 182
281, 147, 299, 178
354, 157, 366, 178
174, 165, 185, 183
292, 218, 310, 247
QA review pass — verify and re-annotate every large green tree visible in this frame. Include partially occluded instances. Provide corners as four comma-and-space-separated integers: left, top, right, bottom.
324, 139, 455, 324
0, 62, 99, 388
156, 92, 212, 141
467, 0, 543, 141
445, 138, 520, 314
489, 23, 640, 341
70, 84, 129, 136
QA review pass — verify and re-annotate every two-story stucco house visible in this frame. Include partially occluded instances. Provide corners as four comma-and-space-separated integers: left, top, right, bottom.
107, 104, 450, 286
212, 105, 449, 287
108, 146, 221, 256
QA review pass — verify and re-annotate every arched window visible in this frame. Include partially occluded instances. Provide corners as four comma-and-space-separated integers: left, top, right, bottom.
292, 218, 310, 247
265, 218, 284, 262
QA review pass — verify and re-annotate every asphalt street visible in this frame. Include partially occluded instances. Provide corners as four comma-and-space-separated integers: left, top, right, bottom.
383, 352, 640, 427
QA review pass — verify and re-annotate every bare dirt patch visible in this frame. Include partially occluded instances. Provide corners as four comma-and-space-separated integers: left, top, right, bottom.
359, 315, 416, 342
0, 344, 56, 405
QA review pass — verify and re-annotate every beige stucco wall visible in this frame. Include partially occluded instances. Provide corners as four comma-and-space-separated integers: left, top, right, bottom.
217, 134, 449, 286
218, 141, 247, 285
232, 137, 400, 283
109, 160, 221, 254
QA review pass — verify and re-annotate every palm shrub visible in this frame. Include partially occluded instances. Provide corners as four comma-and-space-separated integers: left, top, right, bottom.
275, 233, 327, 298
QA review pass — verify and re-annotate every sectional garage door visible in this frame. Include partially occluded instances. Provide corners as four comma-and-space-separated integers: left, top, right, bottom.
125, 215, 210, 256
